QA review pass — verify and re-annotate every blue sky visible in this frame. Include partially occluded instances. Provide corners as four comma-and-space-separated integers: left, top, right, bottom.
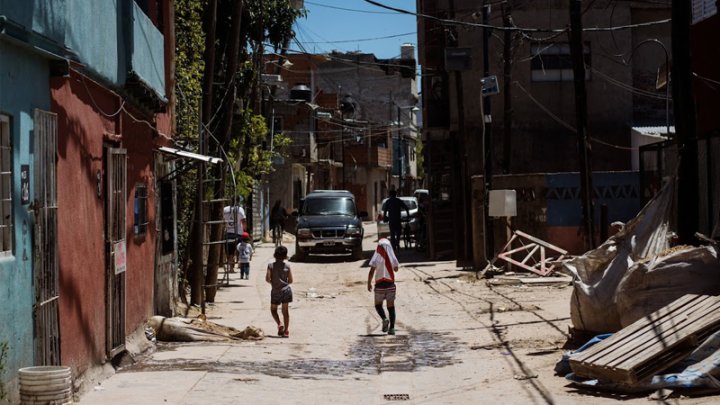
293, 0, 418, 59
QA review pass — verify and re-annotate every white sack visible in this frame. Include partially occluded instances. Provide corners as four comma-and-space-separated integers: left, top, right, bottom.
617, 245, 720, 327
565, 181, 675, 333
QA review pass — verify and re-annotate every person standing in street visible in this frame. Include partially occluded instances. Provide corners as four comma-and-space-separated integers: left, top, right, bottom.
237, 232, 253, 280
367, 238, 400, 335
266, 246, 293, 338
382, 189, 410, 251
270, 200, 288, 246
223, 203, 247, 272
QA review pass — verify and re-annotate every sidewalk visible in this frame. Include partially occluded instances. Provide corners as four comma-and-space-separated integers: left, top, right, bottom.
205, 241, 279, 329
78, 241, 281, 404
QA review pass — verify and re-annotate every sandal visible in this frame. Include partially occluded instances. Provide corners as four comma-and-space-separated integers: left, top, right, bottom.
278, 325, 285, 336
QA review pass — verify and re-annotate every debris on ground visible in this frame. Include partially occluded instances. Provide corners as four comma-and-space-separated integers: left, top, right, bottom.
565, 180, 720, 333
486, 274, 572, 287
557, 295, 720, 397
555, 179, 720, 400
147, 316, 264, 342
570, 295, 720, 384
496, 230, 568, 276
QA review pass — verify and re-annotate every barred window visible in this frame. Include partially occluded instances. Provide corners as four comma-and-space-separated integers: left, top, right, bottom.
134, 183, 148, 236
0, 115, 13, 255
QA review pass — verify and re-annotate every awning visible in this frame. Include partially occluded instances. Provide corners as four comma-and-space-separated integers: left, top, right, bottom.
158, 146, 223, 165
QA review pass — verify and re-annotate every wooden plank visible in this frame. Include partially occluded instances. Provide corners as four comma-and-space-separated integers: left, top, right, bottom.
599, 297, 720, 367
572, 294, 701, 364
573, 296, 715, 371
569, 295, 720, 383
613, 305, 720, 369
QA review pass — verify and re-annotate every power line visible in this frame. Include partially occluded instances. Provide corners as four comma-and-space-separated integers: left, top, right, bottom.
301, 32, 416, 44
513, 81, 636, 150
363, 0, 670, 33
305, 0, 398, 14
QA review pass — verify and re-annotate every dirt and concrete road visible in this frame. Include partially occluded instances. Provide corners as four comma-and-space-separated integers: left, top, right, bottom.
77, 224, 715, 404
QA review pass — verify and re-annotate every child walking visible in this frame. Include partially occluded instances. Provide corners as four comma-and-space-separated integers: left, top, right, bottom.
237, 232, 253, 280
367, 238, 400, 335
266, 246, 293, 337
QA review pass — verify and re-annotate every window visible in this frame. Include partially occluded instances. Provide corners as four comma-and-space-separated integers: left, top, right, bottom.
531, 42, 591, 82
134, 183, 148, 236
0, 115, 12, 255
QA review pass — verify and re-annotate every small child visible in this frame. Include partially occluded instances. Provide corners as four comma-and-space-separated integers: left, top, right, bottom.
266, 246, 293, 337
237, 232, 253, 280
367, 238, 399, 335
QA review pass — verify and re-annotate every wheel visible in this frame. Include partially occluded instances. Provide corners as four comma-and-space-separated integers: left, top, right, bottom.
352, 245, 364, 260
294, 241, 306, 262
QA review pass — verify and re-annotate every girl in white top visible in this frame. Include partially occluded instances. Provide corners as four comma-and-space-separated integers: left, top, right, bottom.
367, 238, 400, 335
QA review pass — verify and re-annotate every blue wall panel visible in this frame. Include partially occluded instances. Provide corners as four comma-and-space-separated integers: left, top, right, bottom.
546, 172, 641, 227
0, 40, 49, 390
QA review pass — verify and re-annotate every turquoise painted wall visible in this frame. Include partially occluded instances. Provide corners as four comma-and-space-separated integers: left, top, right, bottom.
0, 40, 50, 392
1, 0, 166, 98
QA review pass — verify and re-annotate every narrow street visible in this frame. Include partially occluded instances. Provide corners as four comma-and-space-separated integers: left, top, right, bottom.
75, 223, 682, 405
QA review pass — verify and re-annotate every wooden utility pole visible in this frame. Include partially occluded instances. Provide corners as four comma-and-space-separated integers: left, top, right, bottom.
189, 0, 218, 307
502, 1, 513, 174
672, 0, 699, 244
569, 0, 595, 250
205, 0, 244, 303
482, 2, 495, 261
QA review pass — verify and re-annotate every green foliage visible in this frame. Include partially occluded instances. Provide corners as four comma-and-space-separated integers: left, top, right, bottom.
229, 110, 292, 198
174, 0, 205, 268
244, 0, 306, 51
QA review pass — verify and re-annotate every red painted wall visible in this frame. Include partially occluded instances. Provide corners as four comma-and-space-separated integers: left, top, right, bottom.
50, 70, 171, 374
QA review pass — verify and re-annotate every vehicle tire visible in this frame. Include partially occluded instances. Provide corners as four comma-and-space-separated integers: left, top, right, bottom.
352, 245, 364, 260
294, 241, 307, 262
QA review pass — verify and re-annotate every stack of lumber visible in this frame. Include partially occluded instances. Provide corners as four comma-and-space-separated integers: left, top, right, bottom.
569, 294, 720, 384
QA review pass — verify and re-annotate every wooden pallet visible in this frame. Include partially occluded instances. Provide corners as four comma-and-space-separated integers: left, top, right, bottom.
569, 294, 720, 384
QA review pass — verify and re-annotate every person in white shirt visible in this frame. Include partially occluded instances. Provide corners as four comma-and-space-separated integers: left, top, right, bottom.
223, 205, 247, 271
366, 238, 400, 335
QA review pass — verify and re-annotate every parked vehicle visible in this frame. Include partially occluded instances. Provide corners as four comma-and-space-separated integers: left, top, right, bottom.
294, 190, 368, 261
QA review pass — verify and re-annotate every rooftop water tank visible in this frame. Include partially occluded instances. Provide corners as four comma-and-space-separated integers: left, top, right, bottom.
290, 84, 311, 101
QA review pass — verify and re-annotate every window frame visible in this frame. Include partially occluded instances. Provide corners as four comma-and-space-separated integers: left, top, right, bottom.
133, 182, 149, 236
0, 114, 13, 256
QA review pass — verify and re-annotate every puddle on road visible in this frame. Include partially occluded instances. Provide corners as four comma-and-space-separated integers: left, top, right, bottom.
123, 331, 460, 380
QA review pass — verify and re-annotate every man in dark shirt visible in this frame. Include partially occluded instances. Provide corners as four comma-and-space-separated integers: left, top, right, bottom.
383, 189, 410, 251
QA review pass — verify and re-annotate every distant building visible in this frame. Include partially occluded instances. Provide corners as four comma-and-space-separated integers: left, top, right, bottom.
264, 45, 418, 220
417, 0, 671, 263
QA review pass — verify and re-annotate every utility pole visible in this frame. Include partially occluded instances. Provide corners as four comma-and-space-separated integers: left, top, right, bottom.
482, 2, 495, 260
502, 1, 513, 174
672, 0, 698, 244
569, 0, 595, 250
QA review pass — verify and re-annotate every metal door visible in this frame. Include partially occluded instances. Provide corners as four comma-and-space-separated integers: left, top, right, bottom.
32, 109, 60, 365
105, 147, 127, 357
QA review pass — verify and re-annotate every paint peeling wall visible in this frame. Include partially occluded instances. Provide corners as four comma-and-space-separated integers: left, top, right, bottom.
0, 40, 51, 399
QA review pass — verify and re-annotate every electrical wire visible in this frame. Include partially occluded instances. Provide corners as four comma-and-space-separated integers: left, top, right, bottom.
362, 0, 671, 33
74, 67, 171, 140
513, 81, 637, 150
304, 0, 399, 15
301, 32, 416, 44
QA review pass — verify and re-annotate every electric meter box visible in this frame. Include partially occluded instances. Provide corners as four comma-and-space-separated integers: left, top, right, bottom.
488, 189, 517, 217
